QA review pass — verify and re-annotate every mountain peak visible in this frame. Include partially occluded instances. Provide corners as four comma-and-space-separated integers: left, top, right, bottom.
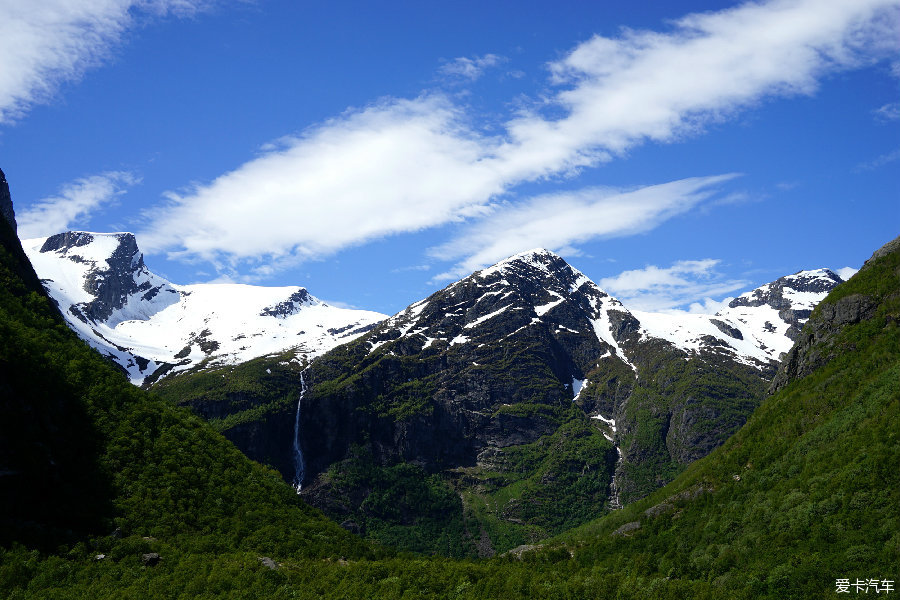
509, 247, 558, 261
39, 230, 137, 254
477, 247, 577, 282
485, 247, 558, 266
781, 268, 843, 290
727, 267, 843, 312
23, 230, 386, 384
0, 167, 15, 232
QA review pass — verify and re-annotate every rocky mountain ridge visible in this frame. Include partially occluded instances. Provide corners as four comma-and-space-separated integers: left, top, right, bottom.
252, 248, 845, 553
770, 235, 898, 394
22, 231, 387, 384
0, 168, 15, 232
300, 249, 843, 470
20, 226, 846, 555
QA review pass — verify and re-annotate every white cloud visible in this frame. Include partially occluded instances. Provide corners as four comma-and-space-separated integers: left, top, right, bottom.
874, 102, 900, 121
687, 296, 735, 315
854, 147, 900, 172
137, 0, 898, 278
836, 266, 858, 281
598, 259, 750, 312
428, 174, 739, 281
0, 0, 208, 124
439, 54, 506, 81
493, 0, 899, 182
139, 95, 505, 273
17, 171, 138, 239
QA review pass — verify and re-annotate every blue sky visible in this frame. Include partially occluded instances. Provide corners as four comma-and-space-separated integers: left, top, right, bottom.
1, 0, 898, 315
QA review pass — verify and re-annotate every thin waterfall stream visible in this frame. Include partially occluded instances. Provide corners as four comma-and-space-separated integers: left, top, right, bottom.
292, 370, 308, 492
609, 446, 624, 510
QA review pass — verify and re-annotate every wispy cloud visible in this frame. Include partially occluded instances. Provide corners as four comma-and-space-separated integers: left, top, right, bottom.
139, 95, 503, 276
137, 0, 899, 279
854, 147, 900, 172
598, 259, 750, 312
0, 0, 209, 124
17, 171, 139, 239
391, 264, 431, 274
498, 0, 899, 180
873, 102, 900, 121
439, 53, 506, 81
428, 174, 739, 282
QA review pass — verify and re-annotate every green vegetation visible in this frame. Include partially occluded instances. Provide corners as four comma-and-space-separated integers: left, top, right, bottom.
3, 208, 896, 599
151, 351, 306, 432
455, 413, 617, 552
312, 408, 617, 557
550, 239, 900, 598
0, 218, 383, 589
319, 446, 472, 556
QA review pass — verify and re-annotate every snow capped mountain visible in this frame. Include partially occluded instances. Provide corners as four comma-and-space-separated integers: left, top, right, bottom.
23, 231, 386, 385
127, 245, 844, 525
22, 231, 842, 392
299, 247, 836, 517
633, 268, 845, 367
372, 247, 637, 361
372, 248, 843, 375
335, 249, 843, 489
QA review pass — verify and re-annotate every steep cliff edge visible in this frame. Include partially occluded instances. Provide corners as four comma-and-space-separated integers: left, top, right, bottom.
771, 235, 899, 394
552, 234, 900, 599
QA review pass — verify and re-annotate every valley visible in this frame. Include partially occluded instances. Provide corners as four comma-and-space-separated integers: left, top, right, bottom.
1, 167, 897, 598
24, 221, 848, 556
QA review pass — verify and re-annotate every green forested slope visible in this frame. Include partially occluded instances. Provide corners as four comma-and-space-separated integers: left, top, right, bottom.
0, 204, 382, 596
550, 235, 900, 598
2, 199, 896, 598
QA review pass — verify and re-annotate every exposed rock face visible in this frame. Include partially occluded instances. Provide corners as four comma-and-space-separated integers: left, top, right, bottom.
726, 269, 844, 342
22, 231, 387, 384
729, 270, 842, 309
40, 231, 177, 325
302, 249, 630, 478
187, 386, 299, 478
711, 318, 743, 340
298, 249, 773, 521
0, 168, 14, 231
260, 289, 313, 317
770, 236, 899, 394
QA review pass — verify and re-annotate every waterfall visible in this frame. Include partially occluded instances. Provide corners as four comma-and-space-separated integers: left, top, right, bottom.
292, 371, 308, 492
609, 446, 623, 510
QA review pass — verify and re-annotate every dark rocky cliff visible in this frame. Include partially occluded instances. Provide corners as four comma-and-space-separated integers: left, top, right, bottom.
0, 168, 15, 232
770, 235, 900, 394
38, 231, 181, 325
277, 250, 771, 551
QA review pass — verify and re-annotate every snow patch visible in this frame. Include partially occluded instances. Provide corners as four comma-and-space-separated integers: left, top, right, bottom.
464, 304, 511, 329
450, 334, 470, 346
534, 290, 565, 316
588, 295, 637, 374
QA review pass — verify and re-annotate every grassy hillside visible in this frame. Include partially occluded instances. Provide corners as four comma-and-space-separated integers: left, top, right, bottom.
0, 207, 383, 595
548, 236, 900, 598
3, 198, 896, 598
